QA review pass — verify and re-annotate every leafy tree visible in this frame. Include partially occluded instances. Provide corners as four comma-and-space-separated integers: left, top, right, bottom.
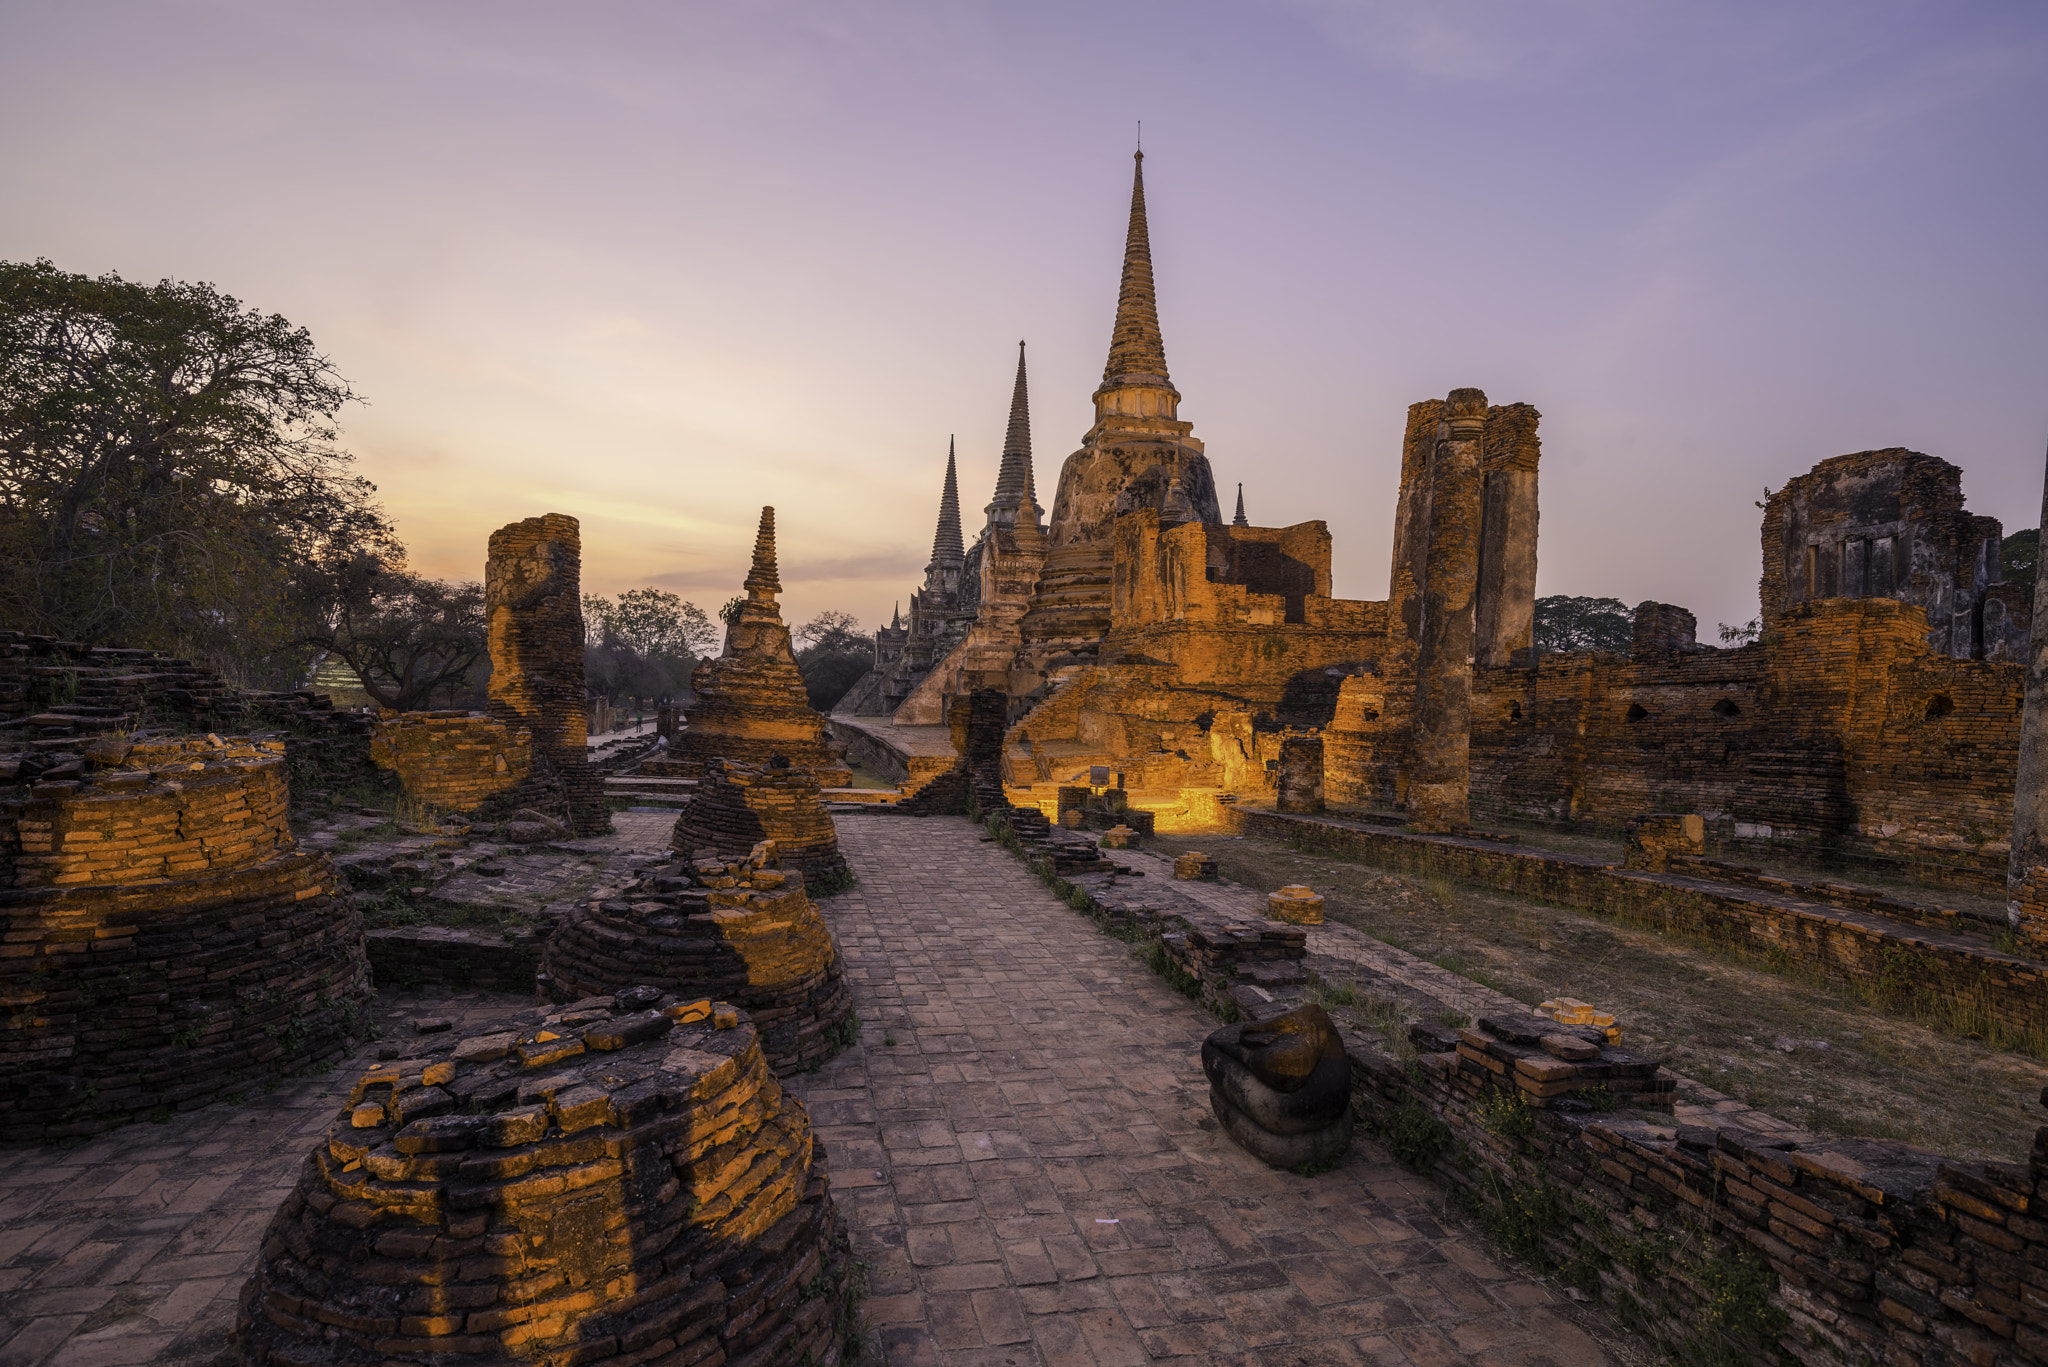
1718, 617, 1761, 646
792, 609, 869, 712
718, 595, 744, 627
1532, 595, 1633, 654
2003, 528, 2039, 586
299, 558, 486, 710
0, 258, 392, 685
585, 637, 673, 706
582, 587, 715, 661
794, 609, 866, 655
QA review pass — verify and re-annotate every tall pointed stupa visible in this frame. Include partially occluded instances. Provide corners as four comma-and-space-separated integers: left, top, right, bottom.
1233, 483, 1248, 526
985, 342, 1034, 532
1013, 149, 1221, 687
658, 506, 851, 784
930, 438, 964, 572
885, 344, 1053, 725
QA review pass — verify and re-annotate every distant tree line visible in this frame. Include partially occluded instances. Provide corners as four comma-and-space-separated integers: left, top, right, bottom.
0, 257, 732, 714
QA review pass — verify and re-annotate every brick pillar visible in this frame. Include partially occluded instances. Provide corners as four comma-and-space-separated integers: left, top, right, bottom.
1410, 389, 1486, 832
1631, 602, 1699, 659
1386, 400, 1444, 654
1474, 403, 1541, 668
2009, 438, 2048, 947
485, 514, 606, 835
1276, 736, 1325, 814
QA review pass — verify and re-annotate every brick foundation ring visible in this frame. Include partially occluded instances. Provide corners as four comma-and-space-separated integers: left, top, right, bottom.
234, 988, 855, 1367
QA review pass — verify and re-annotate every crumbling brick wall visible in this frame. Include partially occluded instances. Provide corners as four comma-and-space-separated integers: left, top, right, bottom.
1465, 598, 2022, 889
369, 712, 531, 814
0, 632, 376, 781
1355, 1025, 2048, 1367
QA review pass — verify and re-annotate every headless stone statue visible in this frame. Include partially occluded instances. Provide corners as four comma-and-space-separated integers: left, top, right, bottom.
1201, 1003, 1353, 1169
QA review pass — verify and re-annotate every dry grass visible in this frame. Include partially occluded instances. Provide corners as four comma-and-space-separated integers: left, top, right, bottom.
1152, 830, 2048, 1162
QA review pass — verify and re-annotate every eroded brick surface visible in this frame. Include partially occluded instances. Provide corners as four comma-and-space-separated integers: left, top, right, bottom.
793, 815, 1607, 1365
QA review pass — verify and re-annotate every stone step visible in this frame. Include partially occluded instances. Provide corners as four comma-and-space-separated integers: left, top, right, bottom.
613, 794, 693, 809
819, 787, 901, 805
606, 776, 697, 792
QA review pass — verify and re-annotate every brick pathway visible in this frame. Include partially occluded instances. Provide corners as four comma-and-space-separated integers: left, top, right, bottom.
0, 992, 534, 1367
792, 816, 1615, 1366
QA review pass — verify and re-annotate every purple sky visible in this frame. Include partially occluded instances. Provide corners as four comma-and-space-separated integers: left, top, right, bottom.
5, 1, 2045, 638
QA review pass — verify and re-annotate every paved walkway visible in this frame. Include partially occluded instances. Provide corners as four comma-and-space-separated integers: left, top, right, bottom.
792, 817, 1613, 1366
0, 814, 1619, 1367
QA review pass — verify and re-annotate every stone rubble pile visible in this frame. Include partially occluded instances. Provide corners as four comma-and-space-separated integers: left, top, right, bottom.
1416, 1014, 1676, 1112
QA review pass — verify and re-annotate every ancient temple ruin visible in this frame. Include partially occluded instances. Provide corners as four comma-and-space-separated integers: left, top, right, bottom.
656, 508, 851, 786
840, 438, 974, 716
821, 148, 2039, 905
669, 757, 850, 884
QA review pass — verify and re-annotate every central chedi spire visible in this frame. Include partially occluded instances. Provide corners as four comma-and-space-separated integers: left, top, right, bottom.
659, 506, 852, 786
1012, 148, 1222, 690
1099, 150, 1172, 397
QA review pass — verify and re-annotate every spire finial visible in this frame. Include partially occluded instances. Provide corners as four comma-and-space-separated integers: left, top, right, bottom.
932, 438, 964, 566
987, 342, 1034, 524
1232, 482, 1247, 526
744, 506, 780, 599
1101, 148, 1169, 390
891, 601, 900, 630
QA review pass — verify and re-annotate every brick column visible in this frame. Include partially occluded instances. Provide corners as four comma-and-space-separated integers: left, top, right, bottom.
1474, 403, 1541, 668
485, 514, 606, 834
1410, 388, 1486, 832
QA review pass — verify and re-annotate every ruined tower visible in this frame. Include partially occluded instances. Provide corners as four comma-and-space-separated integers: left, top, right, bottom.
1012, 151, 1221, 692
1408, 389, 1488, 831
1474, 403, 1541, 668
844, 434, 985, 716
484, 513, 607, 833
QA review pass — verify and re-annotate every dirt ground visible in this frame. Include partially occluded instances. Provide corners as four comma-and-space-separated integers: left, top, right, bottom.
1149, 830, 2048, 1164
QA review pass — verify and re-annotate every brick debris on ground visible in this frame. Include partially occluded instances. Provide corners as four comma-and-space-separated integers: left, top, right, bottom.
0, 992, 535, 1367
791, 815, 1618, 1367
